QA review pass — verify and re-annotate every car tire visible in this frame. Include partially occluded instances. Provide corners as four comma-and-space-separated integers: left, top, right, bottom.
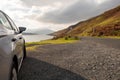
10, 63, 18, 80
23, 44, 26, 59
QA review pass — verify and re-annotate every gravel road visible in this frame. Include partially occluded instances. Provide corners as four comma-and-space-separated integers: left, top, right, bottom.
18, 38, 120, 80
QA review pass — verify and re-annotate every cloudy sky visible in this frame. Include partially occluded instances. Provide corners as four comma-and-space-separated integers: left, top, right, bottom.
0, 0, 120, 31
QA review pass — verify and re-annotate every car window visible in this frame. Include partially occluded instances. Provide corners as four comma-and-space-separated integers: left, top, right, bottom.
0, 12, 12, 30
6, 15, 19, 32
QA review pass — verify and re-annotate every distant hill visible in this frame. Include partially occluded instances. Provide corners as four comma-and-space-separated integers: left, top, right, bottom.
53, 5, 120, 38
24, 29, 54, 35
22, 33, 37, 35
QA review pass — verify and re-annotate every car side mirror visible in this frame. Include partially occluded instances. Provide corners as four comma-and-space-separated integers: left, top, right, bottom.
19, 27, 26, 33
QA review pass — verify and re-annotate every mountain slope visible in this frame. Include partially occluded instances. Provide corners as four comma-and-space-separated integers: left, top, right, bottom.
54, 5, 120, 38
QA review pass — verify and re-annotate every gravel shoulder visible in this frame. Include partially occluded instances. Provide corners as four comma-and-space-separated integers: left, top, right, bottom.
18, 38, 120, 80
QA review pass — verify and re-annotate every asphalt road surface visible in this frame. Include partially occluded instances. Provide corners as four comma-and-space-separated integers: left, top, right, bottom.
18, 38, 120, 80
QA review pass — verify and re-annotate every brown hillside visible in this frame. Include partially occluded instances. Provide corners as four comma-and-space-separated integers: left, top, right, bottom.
54, 5, 120, 38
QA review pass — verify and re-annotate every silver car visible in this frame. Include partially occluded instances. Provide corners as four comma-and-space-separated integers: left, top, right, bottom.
0, 11, 26, 80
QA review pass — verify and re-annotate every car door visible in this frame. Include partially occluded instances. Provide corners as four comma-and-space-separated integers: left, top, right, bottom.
5, 14, 24, 66
0, 11, 15, 80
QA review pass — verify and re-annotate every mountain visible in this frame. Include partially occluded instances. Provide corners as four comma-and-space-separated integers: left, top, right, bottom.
53, 5, 120, 38
24, 29, 54, 35
22, 33, 37, 35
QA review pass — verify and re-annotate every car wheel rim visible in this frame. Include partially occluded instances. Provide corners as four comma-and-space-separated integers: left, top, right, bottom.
12, 68, 17, 80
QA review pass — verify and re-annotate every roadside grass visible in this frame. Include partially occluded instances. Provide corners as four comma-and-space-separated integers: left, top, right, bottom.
26, 46, 38, 51
26, 37, 79, 51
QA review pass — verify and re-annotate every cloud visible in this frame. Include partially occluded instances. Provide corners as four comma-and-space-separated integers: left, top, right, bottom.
0, 0, 120, 31
37, 0, 97, 24
21, 0, 55, 7
35, 0, 120, 24
21, 0, 77, 7
97, 0, 120, 12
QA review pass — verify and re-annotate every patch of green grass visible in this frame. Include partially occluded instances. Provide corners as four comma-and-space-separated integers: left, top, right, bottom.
26, 38, 79, 47
98, 17, 120, 26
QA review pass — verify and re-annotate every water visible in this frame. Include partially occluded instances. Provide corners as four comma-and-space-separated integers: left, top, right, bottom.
23, 34, 53, 42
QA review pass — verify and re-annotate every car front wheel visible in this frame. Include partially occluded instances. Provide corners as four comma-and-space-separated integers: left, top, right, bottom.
10, 63, 18, 80
23, 44, 26, 59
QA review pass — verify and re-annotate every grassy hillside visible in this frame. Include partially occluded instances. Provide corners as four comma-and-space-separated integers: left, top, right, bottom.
53, 5, 120, 38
